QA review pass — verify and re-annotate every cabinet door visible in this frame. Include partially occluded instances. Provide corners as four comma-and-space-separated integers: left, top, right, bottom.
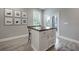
39, 30, 56, 50
48, 30, 56, 47
39, 31, 49, 50
31, 30, 39, 50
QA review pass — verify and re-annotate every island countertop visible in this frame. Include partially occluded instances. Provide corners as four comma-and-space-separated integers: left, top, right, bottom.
27, 26, 57, 31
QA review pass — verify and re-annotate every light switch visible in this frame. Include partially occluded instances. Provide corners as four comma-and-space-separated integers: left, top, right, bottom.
64, 22, 68, 25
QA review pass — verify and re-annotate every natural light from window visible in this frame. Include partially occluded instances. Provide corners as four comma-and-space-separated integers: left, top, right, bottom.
33, 10, 41, 26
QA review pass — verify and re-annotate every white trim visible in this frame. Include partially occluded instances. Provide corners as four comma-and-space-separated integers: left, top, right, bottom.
0, 34, 28, 42
58, 35, 79, 44
56, 15, 59, 36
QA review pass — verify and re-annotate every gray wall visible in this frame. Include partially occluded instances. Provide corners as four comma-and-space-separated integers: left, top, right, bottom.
43, 8, 79, 41
27, 8, 33, 26
59, 8, 79, 40
0, 8, 33, 39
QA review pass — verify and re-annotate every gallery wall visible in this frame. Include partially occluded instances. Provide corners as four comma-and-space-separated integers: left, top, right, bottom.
0, 8, 33, 39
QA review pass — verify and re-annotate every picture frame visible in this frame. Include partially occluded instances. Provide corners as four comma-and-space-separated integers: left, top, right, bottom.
22, 12, 27, 18
14, 18, 21, 24
14, 11, 21, 17
5, 9, 13, 17
5, 17, 13, 25
22, 19, 27, 24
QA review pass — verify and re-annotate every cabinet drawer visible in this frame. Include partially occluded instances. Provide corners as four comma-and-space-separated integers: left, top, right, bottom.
40, 30, 56, 40
39, 37, 49, 50
40, 31, 48, 39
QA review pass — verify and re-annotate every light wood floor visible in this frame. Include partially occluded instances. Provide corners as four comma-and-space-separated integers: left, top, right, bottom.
0, 37, 56, 51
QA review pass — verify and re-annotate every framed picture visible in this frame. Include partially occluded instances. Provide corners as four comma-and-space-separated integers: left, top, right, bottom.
5, 17, 13, 25
22, 12, 27, 18
22, 19, 27, 24
14, 18, 21, 24
15, 11, 21, 17
5, 9, 13, 17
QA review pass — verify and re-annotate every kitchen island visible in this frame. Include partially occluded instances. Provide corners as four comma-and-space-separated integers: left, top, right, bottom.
28, 26, 56, 51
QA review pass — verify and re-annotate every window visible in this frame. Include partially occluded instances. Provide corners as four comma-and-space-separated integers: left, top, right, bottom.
44, 15, 52, 27
33, 10, 41, 26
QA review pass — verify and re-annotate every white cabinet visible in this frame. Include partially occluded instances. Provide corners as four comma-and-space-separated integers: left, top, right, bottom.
31, 29, 56, 51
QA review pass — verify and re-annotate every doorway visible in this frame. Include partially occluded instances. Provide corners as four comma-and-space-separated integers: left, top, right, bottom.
52, 16, 59, 50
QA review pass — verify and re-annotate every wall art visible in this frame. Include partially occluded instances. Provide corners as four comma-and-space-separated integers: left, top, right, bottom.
5, 17, 13, 25
15, 11, 21, 17
22, 12, 27, 18
14, 18, 21, 24
22, 19, 27, 24
5, 9, 13, 17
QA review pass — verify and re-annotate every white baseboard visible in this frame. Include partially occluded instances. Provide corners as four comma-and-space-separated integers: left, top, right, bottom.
0, 34, 28, 42
58, 35, 79, 44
